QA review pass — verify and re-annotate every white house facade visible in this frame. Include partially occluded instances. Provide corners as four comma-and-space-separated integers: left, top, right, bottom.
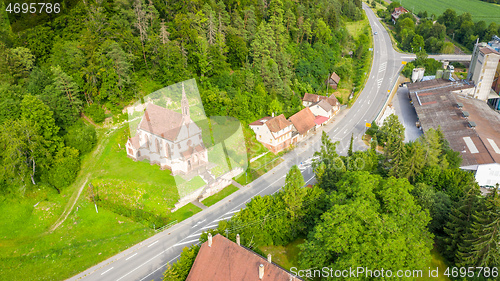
249, 115, 293, 154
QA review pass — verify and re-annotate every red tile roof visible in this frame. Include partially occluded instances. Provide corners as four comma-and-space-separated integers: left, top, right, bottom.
302, 93, 325, 103
314, 115, 329, 125
265, 114, 292, 133
289, 108, 316, 135
139, 103, 184, 141
329, 72, 341, 84
303, 93, 339, 108
186, 234, 302, 281
249, 116, 273, 126
327, 94, 339, 107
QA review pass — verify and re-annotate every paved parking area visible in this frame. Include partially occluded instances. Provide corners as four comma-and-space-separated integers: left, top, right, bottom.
392, 86, 422, 142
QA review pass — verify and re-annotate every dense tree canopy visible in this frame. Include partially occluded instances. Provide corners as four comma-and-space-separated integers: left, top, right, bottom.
299, 172, 434, 278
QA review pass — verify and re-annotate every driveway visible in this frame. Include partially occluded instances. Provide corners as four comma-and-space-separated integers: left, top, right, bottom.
392, 86, 422, 142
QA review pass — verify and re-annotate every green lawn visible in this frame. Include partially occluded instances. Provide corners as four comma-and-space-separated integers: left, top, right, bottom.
0, 124, 204, 281
346, 17, 370, 40
401, 0, 500, 25
258, 238, 304, 271
0, 193, 154, 281
201, 185, 239, 207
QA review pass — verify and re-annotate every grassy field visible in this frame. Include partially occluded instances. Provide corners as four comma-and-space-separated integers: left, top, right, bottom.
401, 0, 500, 25
201, 185, 239, 207
258, 238, 304, 271
0, 124, 204, 280
346, 17, 370, 40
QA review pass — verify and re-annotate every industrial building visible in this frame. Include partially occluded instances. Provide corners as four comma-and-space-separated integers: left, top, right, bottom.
408, 79, 500, 187
467, 36, 500, 108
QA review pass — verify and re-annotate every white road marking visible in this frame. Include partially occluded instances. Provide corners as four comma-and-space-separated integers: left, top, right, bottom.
377, 78, 383, 87
175, 239, 200, 247
187, 232, 201, 239
191, 219, 206, 228
305, 176, 315, 185
147, 240, 159, 247
101, 267, 114, 275
212, 216, 231, 223
125, 253, 137, 261
138, 254, 182, 281
198, 223, 219, 231
224, 210, 240, 216
378, 62, 387, 72
117, 248, 173, 281
121, 174, 289, 281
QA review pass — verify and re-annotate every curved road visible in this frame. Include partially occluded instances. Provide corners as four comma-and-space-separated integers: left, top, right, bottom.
69, 4, 470, 281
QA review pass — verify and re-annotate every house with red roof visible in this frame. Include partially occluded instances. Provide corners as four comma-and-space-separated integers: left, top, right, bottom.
325, 72, 341, 89
289, 107, 318, 141
249, 114, 294, 154
125, 83, 208, 175
391, 7, 409, 24
186, 234, 303, 281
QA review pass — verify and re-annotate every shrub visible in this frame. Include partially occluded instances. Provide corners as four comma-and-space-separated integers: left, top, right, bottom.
42, 147, 80, 192
96, 199, 169, 228
85, 104, 106, 123
64, 123, 97, 155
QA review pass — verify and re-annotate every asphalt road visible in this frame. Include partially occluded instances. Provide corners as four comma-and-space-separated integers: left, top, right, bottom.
68, 4, 471, 281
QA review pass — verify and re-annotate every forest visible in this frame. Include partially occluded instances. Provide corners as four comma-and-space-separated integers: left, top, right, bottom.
166, 115, 499, 280
0, 0, 369, 196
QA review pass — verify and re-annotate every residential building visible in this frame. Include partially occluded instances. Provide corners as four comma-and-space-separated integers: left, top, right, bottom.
467, 39, 500, 103
408, 79, 500, 187
126, 84, 208, 175
391, 7, 409, 24
325, 72, 341, 89
289, 107, 317, 142
249, 114, 293, 154
302, 93, 340, 112
186, 234, 303, 281
309, 99, 334, 126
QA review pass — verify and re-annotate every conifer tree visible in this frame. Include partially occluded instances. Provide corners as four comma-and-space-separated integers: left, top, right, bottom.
348, 133, 353, 157
458, 186, 500, 267
443, 186, 481, 263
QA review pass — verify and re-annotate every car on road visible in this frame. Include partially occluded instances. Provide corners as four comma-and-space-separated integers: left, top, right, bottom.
374, 31, 378, 35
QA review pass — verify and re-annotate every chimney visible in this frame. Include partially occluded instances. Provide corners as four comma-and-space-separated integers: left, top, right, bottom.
208, 233, 212, 247
259, 264, 264, 279
236, 234, 240, 246
267, 254, 272, 263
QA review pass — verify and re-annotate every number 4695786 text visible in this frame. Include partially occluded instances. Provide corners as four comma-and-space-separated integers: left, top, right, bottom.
5, 3, 60, 14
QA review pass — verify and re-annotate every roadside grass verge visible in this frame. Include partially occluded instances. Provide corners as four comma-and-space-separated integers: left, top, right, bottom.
201, 185, 239, 207
235, 154, 285, 186
169, 203, 203, 223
